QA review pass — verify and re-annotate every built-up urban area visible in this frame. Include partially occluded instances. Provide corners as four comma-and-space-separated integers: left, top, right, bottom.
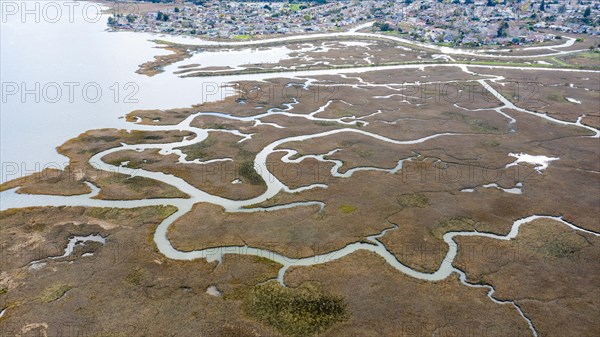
108, 0, 600, 46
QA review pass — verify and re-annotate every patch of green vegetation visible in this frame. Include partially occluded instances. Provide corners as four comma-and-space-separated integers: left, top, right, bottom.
397, 193, 429, 208
30, 222, 47, 232
442, 111, 498, 133
124, 268, 144, 286
546, 92, 564, 103
105, 158, 141, 169
177, 137, 217, 160
40, 283, 72, 302
0, 287, 7, 295
251, 255, 278, 266
84, 207, 125, 220
476, 275, 490, 285
240, 161, 264, 185
83, 135, 118, 143
478, 139, 500, 148
338, 204, 357, 214
432, 217, 476, 239
241, 282, 348, 337
331, 109, 353, 117
233, 34, 251, 40
442, 111, 467, 120
559, 51, 600, 67
576, 51, 600, 59
537, 234, 588, 259
548, 57, 570, 67
122, 176, 158, 188
313, 120, 336, 126
470, 119, 499, 132
288, 3, 302, 11
206, 123, 233, 130
568, 124, 595, 136
156, 205, 178, 218
237, 148, 256, 160
357, 150, 372, 158
84, 205, 177, 222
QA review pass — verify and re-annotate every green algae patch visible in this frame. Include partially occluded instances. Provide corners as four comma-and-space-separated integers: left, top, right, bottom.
40, 284, 72, 303
242, 282, 348, 336
536, 233, 589, 259
338, 204, 357, 214
397, 193, 429, 208
124, 268, 145, 286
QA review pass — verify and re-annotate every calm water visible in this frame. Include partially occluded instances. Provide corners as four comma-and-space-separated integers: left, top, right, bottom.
0, 1, 282, 183
1, 2, 165, 182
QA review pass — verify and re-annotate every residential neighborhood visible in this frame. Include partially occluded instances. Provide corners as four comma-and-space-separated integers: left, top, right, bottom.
107, 0, 600, 46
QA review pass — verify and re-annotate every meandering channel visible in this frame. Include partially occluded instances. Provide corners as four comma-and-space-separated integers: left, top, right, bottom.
2, 63, 599, 336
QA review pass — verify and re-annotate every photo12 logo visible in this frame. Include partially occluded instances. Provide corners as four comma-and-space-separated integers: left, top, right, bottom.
1, 81, 139, 104
1, 1, 104, 23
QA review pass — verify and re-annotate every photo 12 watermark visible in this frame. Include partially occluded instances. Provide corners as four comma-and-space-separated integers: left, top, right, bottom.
1, 1, 106, 23
1, 82, 139, 104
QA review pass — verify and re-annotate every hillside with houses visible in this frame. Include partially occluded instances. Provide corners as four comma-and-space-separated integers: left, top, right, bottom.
107, 0, 599, 47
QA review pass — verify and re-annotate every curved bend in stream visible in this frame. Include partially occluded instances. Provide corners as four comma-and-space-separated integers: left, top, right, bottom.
2, 64, 599, 337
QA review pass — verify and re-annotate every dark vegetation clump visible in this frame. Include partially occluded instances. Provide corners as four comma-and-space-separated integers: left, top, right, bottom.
397, 193, 429, 208
177, 138, 217, 160
239, 161, 264, 185
242, 282, 348, 336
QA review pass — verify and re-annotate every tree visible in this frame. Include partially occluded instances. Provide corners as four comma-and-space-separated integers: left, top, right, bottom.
487, 0, 495, 7
156, 11, 169, 22
174, 7, 180, 13
539, 0, 545, 11
379, 23, 392, 31
583, 6, 591, 18
497, 21, 509, 37
558, 4, 566, 13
